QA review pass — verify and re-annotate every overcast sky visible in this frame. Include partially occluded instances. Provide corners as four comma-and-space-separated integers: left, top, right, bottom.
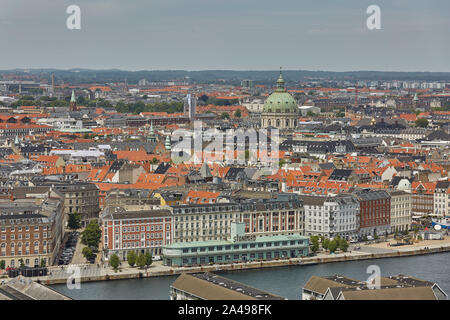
0, 0, 449, 72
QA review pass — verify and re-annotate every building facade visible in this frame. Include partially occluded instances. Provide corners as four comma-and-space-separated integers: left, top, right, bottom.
162, 222, 309, 267
388, 190, 412, 233
0, 198, 64, 268
101, 207, 173, 261
353, 189, 391, 237
300, 194, 359, 240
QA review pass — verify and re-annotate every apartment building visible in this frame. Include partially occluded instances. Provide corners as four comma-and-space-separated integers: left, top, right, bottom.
101, 206, 172, 261
171, 196, 305, 243
49, 182, 100, 227
300, 194, 359, 240
412, 182, 436, 218
353, 189, 391, 237
433, 180, 450, 218
388, 190, 412, 233
0, 198, 64, 268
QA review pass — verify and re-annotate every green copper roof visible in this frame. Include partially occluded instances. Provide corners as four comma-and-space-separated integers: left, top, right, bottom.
263, 70, 298, 113
70, 90, 76, 103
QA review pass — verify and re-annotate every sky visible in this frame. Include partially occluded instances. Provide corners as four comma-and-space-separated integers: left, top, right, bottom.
0, 0, 449, 72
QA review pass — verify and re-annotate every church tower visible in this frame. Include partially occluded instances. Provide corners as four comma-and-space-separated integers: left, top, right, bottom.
69, 90, 78, 111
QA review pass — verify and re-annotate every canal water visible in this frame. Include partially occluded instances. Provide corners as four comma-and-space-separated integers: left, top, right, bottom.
51, 252, 450, 300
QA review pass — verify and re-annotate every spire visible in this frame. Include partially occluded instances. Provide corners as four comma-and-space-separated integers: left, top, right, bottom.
70, 90, 76, 103
276, 67, 286, 92
165, 134, 171, 151
148, 121, 156, 142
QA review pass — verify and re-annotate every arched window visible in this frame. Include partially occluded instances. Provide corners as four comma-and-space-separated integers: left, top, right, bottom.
276, 119, 280, 127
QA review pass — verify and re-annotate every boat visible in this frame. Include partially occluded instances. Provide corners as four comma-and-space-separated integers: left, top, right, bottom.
431, 217, 450, 230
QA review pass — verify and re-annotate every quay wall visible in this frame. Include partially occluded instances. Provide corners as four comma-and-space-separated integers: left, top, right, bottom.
40, 244, 450, 285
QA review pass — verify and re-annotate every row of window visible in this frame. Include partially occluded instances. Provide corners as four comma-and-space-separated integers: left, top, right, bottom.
1, 226, 47, 232
180, 240, 307, 254
1, 233, 47, 240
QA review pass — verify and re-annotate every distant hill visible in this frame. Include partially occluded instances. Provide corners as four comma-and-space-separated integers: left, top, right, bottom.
2, 69, 450, 85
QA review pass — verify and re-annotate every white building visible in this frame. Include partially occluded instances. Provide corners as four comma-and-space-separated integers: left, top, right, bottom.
301, 194, 360, 240
388, 190, 412, 233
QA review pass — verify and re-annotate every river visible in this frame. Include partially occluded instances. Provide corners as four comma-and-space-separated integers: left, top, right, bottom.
51, 252, 450, 300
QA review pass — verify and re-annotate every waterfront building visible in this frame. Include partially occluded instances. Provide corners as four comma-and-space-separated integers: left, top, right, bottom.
261, 71, 298, 130
303, 274, 447, 300
170, 272, 286, 300
162, 222, 309, 267
352, 189, 391, 237
433, 180, 450, 218
412, 182, 436, 218
101, 206, 173, 260
171, 196, 305, 243
388, 190, 412, 233
300, 194, 360, 240
0, 197, 65, 268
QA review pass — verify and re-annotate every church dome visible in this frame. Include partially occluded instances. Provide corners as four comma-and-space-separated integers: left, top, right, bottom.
263, 71, 298, 114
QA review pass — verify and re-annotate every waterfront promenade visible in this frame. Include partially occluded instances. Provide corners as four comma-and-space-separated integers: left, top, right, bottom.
27, 236, 450, 285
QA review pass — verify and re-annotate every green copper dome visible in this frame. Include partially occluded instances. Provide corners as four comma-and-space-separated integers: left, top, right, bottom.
263, 70, 298, 113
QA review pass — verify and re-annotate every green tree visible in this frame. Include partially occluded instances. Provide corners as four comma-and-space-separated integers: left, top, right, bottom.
82, 246, 93, 260
109, 253, 120, 270
415, 118, 429, 128
322, 238, 330, 250
136, 253, 146, 269
338, 238, 349, 252
68, 212, 81, 230
40, 259, 46, 268
144, 251, 153, 268
81, 220, 102, 248
310, 236, 320, 253
221, 112, 230, 120
234, 109, 242, 118
127, 251, 137, 267
19, 259, 24, 268
328, 239, 339, 253
0, 260, 5, 270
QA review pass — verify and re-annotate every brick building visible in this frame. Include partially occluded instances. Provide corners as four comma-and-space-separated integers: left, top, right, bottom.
352, 189, 391, 237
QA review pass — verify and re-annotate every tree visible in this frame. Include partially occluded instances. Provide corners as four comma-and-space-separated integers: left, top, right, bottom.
144, 251, 153, 268
109, 254, 120, 270
19, 259, 24, 268
221, 112, 230, 120
310, 236, 320, 253
0, 260, 5, 270
68, 212, 81, 230
40, 259, 46, 268
338, 238, 349, 252
415, 118, 429, 128
136, 253, 146, 269
234, 109, 242, 118
322, 238, 330, 250
328, 239, 338, 253
82, 247, 93, 260
127, 251, 137, 267
81, 220, 102, 248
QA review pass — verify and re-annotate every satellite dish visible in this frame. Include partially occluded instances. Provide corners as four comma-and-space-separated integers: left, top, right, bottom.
434, 224, 442, 231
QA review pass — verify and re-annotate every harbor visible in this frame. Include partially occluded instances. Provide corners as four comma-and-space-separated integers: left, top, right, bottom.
30, 236, 450, 286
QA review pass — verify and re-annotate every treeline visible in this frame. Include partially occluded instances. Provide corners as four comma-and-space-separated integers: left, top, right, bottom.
114, 101, 184, 114
198, 94, 239, 106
